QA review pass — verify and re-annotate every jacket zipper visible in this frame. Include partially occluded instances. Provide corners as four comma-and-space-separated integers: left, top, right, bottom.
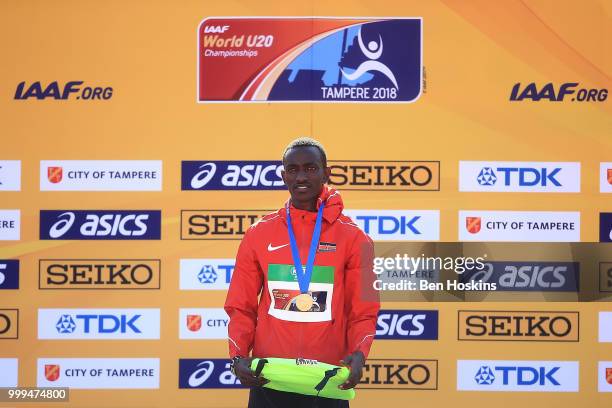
298, 214, 305, 358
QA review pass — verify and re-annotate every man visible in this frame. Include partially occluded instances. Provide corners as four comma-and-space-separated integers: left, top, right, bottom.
224, 138, 379, 408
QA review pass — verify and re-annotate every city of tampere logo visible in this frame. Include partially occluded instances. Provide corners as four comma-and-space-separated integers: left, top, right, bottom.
466, 217, 482, 234
48, 167, 63, 184
187, 315, 202, 332
45, 364, 60, 381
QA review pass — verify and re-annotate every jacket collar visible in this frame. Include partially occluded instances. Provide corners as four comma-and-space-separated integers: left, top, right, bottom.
281, 185, 343, 224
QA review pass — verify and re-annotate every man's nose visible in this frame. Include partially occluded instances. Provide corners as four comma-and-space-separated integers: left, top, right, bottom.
295, 169, 308, 182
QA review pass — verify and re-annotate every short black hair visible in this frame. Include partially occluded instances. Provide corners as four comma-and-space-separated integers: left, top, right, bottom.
282, 137, 327, 167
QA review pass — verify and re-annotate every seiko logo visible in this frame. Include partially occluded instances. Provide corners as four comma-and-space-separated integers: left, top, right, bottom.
181, 210, 271, 240
0, 309, 18, 339
328, 161, 440, 191
39, 260, 161, 289
600, 262, 612, 293
458, 311, 579, 341
358, 359, 437, 390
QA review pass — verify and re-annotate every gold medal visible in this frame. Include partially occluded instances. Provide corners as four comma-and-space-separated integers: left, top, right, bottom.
295, 293, 314, 312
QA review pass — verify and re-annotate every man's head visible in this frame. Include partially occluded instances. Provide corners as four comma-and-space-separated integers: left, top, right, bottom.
281, 137, 331, 211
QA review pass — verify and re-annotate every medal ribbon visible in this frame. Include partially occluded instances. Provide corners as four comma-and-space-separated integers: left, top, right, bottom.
286, 202, 324, 294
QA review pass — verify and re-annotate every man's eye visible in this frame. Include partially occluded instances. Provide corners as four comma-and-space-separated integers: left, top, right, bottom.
287, 168, 297, 174
307, 166, 317, 172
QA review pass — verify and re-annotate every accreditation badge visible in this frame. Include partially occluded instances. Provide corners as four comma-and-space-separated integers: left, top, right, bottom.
267, 264, 334, 322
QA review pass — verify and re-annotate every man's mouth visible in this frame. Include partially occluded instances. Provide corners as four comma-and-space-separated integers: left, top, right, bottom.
295, 185, 310, 190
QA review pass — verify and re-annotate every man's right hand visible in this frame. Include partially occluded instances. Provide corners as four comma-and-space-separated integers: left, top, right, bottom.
233, 357, 268, 387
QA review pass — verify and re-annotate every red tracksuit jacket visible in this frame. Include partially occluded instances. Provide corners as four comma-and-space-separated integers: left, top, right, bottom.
224, 187, 379, 365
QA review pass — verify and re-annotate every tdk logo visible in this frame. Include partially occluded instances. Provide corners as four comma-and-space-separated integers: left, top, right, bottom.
14, 81, 113, 100
182, 161, 284, 190
477, 168, 497, 185
40, 210, 161, 240
198, 264, 233, 284
39, 309, 160, 339
460, 162, 580, 193
375, 310, 438, 340
198, 266, 218, 283
204, 25, 229, 33
477, 365, 559, 386
344, 210, 440, 241
474, 366, 495, 385
509, 82, 607, 102
55, 314, 140, 334
361, 216, 420, 234
458, 360, 579, 392
179, 359, 243, 388
478, 167, 561, 186
180, 260, 234, 290
55, 315, 76, 333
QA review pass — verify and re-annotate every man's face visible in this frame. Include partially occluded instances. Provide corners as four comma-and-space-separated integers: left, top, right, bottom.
281, 146, 330, 205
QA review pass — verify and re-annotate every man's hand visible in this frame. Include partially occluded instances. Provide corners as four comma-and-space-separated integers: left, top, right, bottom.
233, 357, 269, 387
338, 351, 365, 389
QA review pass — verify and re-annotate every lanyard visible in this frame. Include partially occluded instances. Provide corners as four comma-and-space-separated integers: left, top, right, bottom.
286, 203, 324, 294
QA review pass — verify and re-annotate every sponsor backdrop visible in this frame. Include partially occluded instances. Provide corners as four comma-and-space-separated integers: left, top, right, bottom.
0, 0, 610, 407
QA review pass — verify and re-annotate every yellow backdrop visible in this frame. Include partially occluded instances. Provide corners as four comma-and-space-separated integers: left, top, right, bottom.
0, 0, 610, 407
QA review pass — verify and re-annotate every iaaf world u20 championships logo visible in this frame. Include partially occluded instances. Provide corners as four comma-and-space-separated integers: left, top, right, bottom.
198, 17, 422, 103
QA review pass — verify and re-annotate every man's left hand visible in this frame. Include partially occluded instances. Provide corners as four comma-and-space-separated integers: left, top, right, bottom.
338, 351, 365, 389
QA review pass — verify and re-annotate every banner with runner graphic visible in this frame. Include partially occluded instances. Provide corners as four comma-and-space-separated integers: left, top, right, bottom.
197, 17, 422, 103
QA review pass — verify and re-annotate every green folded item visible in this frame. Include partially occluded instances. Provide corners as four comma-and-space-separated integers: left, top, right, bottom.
249, 357, 356, 400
